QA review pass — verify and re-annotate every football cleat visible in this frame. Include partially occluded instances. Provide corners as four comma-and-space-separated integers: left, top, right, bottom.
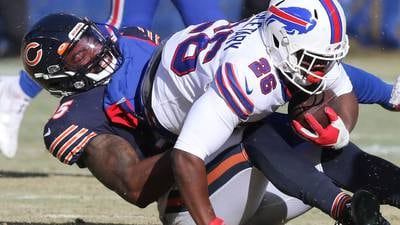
336, 190, 390, 225
0, 75, 30, 158
351, 190, 390, 225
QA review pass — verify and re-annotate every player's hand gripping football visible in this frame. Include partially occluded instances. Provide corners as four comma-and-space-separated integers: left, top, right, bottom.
292, 106, 349, 149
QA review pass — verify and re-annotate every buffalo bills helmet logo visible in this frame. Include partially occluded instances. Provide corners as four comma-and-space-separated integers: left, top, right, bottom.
266, 6, 317, 35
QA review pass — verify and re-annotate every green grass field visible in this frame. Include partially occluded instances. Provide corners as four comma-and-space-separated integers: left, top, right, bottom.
0, 47, 399, 225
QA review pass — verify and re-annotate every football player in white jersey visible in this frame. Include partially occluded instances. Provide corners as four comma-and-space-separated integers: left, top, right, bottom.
20, 3, 398, 224
149, 0, 386, 224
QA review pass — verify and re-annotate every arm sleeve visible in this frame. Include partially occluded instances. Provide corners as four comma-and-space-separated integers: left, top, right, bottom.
325, 63, 353, 97
342, 63, 394, 110
174, 87, 240, 160
105, 0, 157, 29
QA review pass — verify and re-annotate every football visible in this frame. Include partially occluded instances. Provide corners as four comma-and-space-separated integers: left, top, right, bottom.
288, 89, 340, 130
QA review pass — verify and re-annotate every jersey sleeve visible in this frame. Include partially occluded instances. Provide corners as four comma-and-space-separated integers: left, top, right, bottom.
174, 87, 240, 160
44, 121, 97, 165
43, 87, 109, 165
342, 63, 393, 109
211, 60, 284, 122
325, 63, 353, 97
213, 62, 256, 121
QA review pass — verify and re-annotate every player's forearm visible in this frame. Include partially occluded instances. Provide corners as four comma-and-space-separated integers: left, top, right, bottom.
129, 151, 175, 207
336, 92, 359, 132
172, 149, 216, 225
85, 134, 174, 208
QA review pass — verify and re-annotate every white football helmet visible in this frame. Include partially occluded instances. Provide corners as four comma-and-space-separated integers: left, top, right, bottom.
262, 0, 349, 95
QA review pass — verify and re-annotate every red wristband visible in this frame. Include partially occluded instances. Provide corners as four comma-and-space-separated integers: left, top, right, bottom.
209, 217, 225, 225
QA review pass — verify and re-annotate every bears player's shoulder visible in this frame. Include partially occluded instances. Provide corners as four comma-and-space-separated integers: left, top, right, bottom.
43, 86, 109, 165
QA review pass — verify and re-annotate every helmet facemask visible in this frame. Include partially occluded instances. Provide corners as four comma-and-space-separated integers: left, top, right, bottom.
54, 20, 122, 96
281, 37, 348, 94
24, 16, 123, 98
262, 0, 349, 95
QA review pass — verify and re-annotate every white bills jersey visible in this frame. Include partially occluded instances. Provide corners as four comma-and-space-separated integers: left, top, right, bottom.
152, 12, 352, 160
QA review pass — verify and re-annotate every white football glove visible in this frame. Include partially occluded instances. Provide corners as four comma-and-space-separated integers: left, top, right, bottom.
389, 75, 400, 111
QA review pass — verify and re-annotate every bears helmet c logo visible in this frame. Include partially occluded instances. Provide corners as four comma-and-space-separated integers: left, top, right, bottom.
24, 42, 43, 67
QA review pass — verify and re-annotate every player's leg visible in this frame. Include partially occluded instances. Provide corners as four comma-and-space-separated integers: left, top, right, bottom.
105, 0, 160, 29
321, 142, 400, 209
0, 71, 33, 158
242, 122, 351, 221
0, 0, 42, 156
159, 144, 268, 225
270, 110, 398, 208
267, 109, 400, 208
244, 141, 323, 225
242, 120, 387, 224
245, 183, 312, 225
172, 0, 226, 26
380, 0, 400, 48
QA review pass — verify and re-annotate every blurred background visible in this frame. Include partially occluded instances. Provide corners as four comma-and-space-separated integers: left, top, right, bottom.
1, 0, 400, 57
0, 0, 399, 224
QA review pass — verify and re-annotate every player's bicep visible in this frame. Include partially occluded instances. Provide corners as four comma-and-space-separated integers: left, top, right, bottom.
83, 133, 141, 177
174, 87, 240, 160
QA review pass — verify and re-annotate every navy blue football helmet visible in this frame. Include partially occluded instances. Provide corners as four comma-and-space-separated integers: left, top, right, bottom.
21, 13, 123, 97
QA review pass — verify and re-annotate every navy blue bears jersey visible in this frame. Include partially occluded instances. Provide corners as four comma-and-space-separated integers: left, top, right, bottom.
43, 86, 140, 165
43, 27, 165, 166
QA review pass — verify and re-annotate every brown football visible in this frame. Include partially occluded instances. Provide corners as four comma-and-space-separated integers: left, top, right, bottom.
288, 89, 340, 130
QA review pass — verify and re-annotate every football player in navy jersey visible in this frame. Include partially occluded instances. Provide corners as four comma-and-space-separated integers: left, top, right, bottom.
21, 12, 400, 225
21, 13, 176, 208
21, 14, 267, 224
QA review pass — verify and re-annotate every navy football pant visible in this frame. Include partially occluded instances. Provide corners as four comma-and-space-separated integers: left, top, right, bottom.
243, 113, 400, 215
322, 143, 400, 208
243, 121, 344, 216
270, 112, 400, 208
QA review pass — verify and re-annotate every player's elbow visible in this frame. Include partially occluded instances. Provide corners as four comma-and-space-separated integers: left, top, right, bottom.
133, 196, 151, 208
171, 149, 204, 179
171, 149, 187, 171
119, 189, 151, 208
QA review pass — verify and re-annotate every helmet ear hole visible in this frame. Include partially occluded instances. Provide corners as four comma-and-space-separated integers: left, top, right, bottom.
314, 9, 319, 20
273, 35, 280, 48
